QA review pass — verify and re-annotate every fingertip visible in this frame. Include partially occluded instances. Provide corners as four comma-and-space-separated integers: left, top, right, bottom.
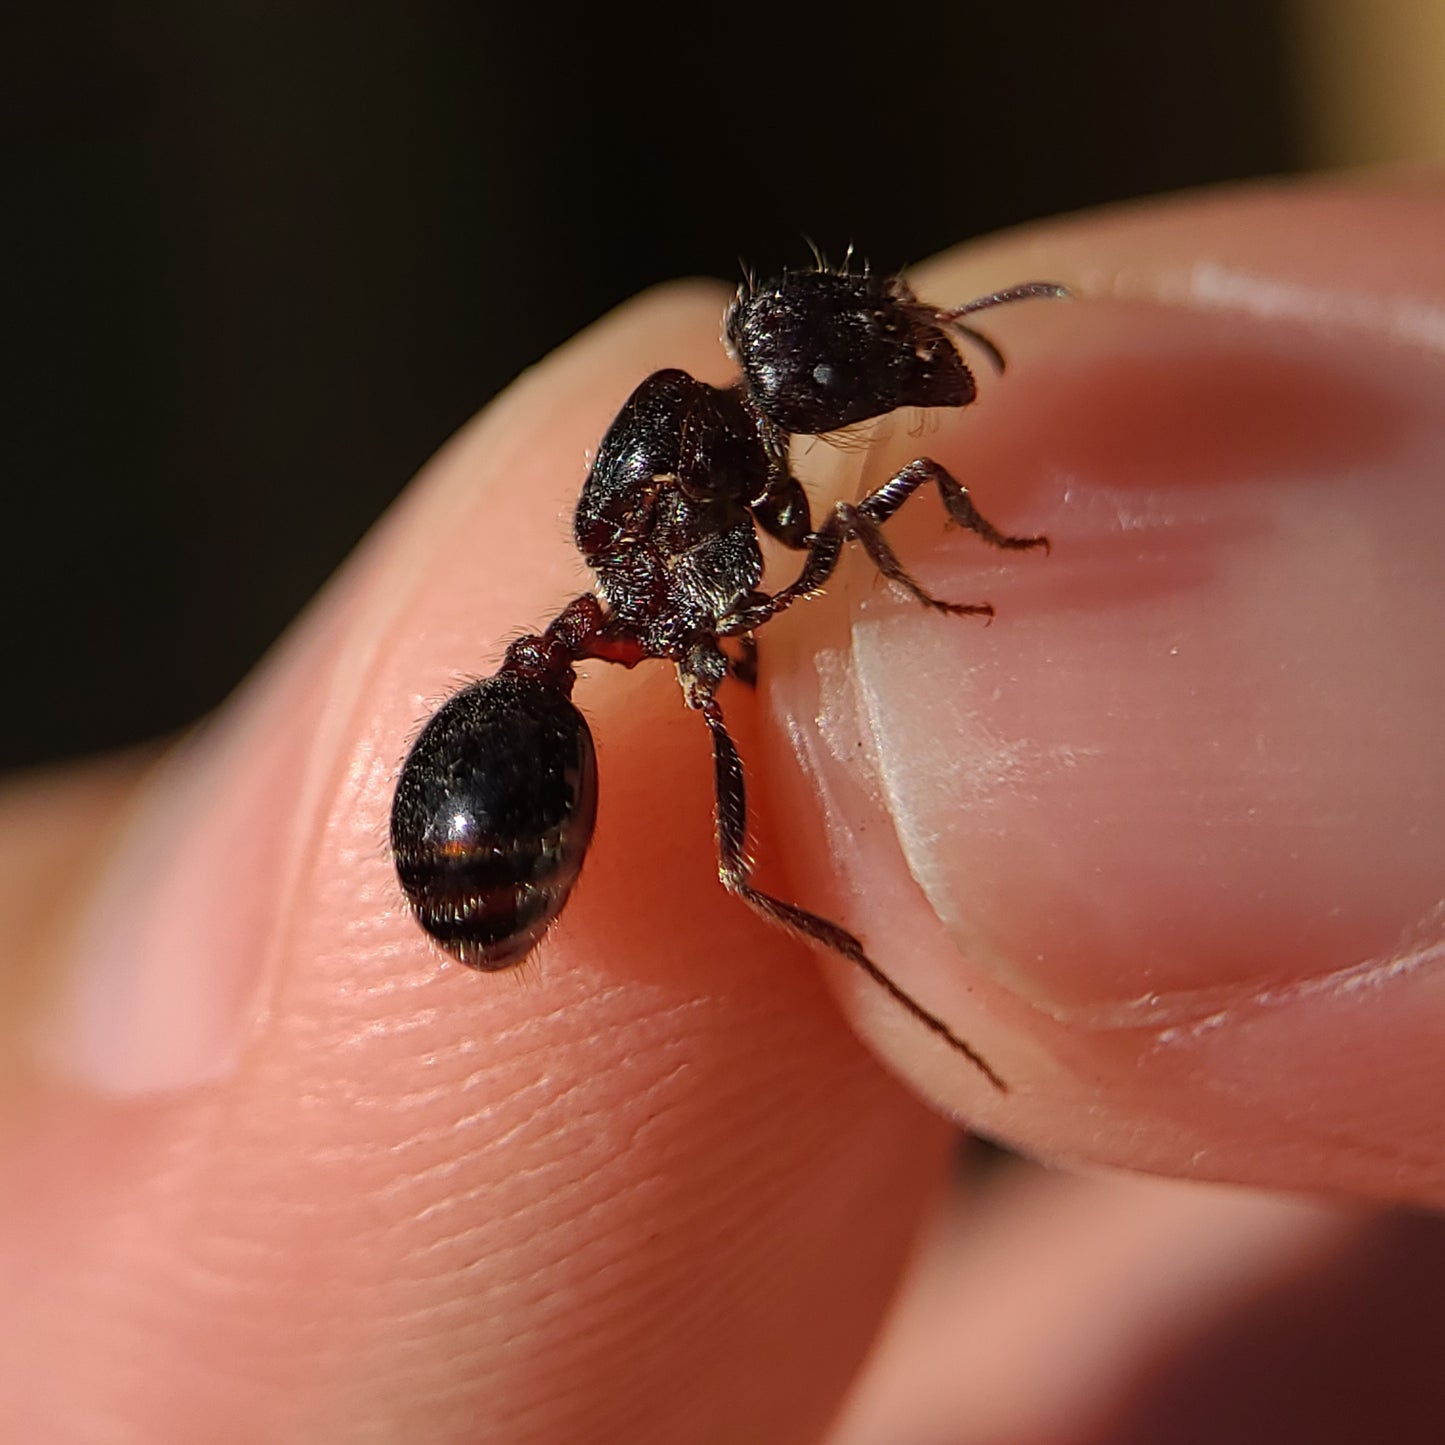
760, 180, 1445, 1202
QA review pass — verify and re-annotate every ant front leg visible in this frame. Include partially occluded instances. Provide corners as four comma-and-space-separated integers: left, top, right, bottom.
875, 457, 1049, 554
751, 455, 1047, 625
678, 643, 1007, 1089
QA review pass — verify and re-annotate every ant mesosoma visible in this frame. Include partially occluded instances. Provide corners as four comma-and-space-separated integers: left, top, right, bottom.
390, 261, 1067, 1088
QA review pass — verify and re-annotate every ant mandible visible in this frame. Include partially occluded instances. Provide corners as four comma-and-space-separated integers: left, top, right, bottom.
390, 259, 1068, 1089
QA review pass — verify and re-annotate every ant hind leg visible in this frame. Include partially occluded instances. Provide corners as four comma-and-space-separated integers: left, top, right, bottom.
691, 686, 1006, 1089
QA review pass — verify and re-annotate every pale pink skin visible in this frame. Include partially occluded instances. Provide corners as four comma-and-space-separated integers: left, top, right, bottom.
2, 178, 1443, 1443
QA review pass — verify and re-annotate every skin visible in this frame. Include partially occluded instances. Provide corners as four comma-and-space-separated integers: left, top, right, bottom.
2, 177, 1443, 1443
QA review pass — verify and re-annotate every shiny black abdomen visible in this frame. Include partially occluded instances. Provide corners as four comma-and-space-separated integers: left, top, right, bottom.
390, 672, 598, 969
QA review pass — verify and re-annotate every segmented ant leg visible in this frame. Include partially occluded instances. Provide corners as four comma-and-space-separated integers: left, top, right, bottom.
821, 454, 1049, 613
843, 510, 994, 618
718, 505, 982, 632
735, 523, 846, 621
725, 454, 1047, 637
861, 458, 1049, 553
686, 670, 1006, 1088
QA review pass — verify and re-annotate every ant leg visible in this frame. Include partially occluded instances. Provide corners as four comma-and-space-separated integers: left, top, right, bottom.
843, 508, 995, 618
749, 421, 815, 551
721, 457, 1045, 634
862, 458, 1049, 553
815, 455, 1048, 613
719, 499, 988, 634
688, 676, 1006, 1089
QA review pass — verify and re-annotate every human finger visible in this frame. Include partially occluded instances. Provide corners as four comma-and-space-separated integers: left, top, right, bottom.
761, 178, 1445, 1204
831, 1166, 1443, 1445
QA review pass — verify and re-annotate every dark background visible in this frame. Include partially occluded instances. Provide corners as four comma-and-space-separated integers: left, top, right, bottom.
4, 4, 1295, 769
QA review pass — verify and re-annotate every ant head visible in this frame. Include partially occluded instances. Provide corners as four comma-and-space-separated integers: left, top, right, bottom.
726, 268, 975, 435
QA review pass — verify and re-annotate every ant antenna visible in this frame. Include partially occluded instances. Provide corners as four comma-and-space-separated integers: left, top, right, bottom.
938, 282, 1070, 373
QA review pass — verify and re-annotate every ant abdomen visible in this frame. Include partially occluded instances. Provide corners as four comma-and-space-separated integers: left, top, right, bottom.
390, 671, 598, 970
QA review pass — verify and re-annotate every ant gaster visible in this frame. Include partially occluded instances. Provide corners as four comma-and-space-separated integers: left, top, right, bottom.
390, 261, 1067, 1089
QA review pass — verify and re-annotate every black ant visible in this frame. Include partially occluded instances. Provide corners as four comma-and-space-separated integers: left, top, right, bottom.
390, 261, 1067, 1088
